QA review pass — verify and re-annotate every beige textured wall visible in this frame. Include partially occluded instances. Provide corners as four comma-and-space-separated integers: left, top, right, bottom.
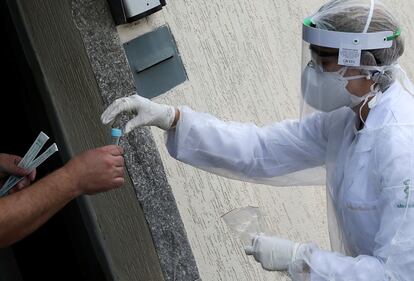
117, 1, 414, 280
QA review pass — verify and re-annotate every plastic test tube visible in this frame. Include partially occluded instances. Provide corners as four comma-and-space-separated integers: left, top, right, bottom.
111, 128, 122, 145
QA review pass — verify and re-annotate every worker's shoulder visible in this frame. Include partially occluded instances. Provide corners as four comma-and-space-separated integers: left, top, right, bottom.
371, 84, 414, 151
386, 84, 414, 124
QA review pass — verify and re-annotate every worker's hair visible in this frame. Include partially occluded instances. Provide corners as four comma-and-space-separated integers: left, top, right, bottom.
311, 0, 404, 91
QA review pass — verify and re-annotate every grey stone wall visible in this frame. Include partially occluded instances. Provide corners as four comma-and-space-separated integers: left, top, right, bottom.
71, 0, 200, 280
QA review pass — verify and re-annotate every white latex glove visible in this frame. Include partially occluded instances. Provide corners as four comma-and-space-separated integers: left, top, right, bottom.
101, 95, 176, 133
244, 234, 304, 271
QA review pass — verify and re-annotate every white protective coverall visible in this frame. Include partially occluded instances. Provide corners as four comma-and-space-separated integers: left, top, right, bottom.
165, 81, 414, 280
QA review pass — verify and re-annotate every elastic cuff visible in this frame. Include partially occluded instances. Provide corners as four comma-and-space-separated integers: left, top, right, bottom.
164, 106, 176, 130
170, 107, 180, 129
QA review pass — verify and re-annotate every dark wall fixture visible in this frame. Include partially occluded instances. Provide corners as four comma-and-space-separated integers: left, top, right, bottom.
107, 0, 166, 25
123, 25, 187, 99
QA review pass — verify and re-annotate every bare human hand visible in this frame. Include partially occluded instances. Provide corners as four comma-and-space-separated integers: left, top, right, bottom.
0, 153, 36, 193
63, 146, 125, 195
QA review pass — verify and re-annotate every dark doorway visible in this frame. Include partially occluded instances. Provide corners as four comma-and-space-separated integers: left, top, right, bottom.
0, 2, 107, 281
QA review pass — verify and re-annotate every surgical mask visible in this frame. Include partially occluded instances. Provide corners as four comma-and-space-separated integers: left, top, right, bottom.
301, 65, 367, 112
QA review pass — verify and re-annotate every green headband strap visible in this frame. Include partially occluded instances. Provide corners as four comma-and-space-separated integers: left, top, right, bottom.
303, 18, 315, 27
386, 29, 401, 41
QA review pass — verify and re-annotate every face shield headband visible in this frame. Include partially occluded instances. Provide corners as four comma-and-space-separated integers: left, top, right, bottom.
302, 10, 401, 67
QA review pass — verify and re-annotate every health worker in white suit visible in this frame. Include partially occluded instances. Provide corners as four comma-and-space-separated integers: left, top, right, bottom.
101, 0, 414, 280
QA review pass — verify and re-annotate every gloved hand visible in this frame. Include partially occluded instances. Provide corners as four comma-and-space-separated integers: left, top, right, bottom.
244, 234, 304, 271
101, 95, 176, 133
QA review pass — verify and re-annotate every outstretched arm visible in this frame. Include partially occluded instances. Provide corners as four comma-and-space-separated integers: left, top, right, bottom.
0, 146, 124, 247
101, 95, 330, 186
0, 167, 77, 247
166, 106, 329, 185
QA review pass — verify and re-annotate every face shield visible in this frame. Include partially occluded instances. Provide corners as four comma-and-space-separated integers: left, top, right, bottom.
300, 17, 399, 119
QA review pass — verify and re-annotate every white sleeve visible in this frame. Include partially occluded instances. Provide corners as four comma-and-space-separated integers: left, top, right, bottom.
289, 245, 386, 281
289, 125, 414, 281
166, 106, 329, 186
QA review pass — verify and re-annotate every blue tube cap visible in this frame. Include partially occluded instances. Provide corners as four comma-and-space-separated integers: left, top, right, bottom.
111, 128, 122, 137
